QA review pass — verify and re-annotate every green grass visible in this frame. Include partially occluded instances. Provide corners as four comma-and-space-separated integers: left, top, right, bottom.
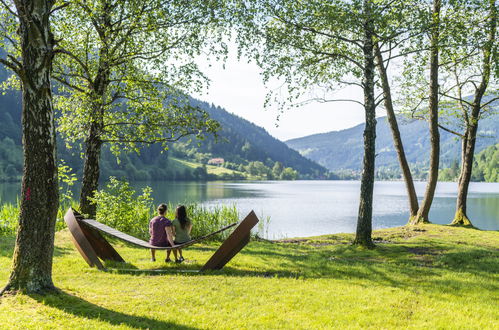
171, 157, 249, 178
0, 224, 498, 329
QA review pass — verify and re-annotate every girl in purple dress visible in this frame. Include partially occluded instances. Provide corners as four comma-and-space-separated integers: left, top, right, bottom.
149, 203, 176, 262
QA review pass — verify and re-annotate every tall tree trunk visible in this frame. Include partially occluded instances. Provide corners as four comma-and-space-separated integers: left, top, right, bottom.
78, 7, 111, 219
453, 125, 476, 225
79, 125, 103, 219
452, 0, 496, 226
2, 0, 58, 294
410, 0, 441, 225
353, 0, 375, 248
374, 43, 419, 219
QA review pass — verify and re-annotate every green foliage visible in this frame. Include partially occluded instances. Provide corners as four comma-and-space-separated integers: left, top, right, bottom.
52, 0, 223, 155
439, 159, 460, 182
471, 144, 499, 182
0, 201, 17, 236
0, 137, 22, 182
58, 160, 77, 207
280, 167, 298, 180
438, 144, 499, 183
89, 177, 154, 240
168, 204, 240, 241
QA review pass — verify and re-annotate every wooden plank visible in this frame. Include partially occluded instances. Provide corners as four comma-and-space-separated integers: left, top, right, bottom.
79, 222, 125, 263
201, 211, 259, 271
64, 208, 105, 270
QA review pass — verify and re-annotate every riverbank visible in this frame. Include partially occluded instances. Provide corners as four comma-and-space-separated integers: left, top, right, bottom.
1, 224, 497, 328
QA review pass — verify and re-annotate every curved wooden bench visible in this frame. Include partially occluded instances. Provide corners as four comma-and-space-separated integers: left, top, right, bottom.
64, 208, 259, 271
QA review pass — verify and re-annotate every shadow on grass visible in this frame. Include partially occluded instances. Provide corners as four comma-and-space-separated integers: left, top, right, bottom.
0, 235, 73, 259
0, 235, 15, 258
30, 290, 198, 329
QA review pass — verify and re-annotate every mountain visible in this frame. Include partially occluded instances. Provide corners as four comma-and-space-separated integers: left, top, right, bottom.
286, 114, 499, 175
0, 65, 327, 182
185, 99, 327, 176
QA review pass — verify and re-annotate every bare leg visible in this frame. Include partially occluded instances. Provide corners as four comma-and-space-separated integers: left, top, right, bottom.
166, 249, 171, 261
151, 249, 156, 261
173, 249, 178, 262
178, 249, 183, 259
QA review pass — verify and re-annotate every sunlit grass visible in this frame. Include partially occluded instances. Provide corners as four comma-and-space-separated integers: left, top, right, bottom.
171, 157, 248, 178
0, 225, 498, 329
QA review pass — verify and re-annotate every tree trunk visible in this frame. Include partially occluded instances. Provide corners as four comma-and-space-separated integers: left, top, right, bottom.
452, 0, 496, 226
79, 127, 103, 219
410, 0, 441, 225
452, 125, 476, 226
374, 43, 419, 219
79, 19, 110, 219
2, 0, 58, 294
353, 0, 375, 248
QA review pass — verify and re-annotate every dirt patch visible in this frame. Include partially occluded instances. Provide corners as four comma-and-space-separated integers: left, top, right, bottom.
406, 247, 439, 255
278, 238, 308, 244
372, 237, 393, 244
309, 242, 336, 247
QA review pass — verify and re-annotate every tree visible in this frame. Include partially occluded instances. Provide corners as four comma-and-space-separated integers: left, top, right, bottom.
410, 0, 442, 224
272, 161, 284, 179
51, 0, 222, 218
234, 0, 414, 247
280, 167, 298, 180
371, 1, 427, 220
437, 0, 497, 226
399, 0, 443, 224
0, 0, 59, 293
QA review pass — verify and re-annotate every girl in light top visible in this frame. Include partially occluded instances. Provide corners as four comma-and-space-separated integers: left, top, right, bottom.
170, 205, 192, 263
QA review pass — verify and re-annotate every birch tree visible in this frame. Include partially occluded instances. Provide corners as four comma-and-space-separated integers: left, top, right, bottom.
234, 0, 410, 248
0, 0, 59, 293
438, 0, 497, 226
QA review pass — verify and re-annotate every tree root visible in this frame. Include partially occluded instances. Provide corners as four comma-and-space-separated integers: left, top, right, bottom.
407, 215, 430, 226
451, 209, 474, 227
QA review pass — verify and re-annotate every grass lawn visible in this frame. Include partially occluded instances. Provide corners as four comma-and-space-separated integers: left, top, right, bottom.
171, 157, 249, 178
0, 224, 498, 329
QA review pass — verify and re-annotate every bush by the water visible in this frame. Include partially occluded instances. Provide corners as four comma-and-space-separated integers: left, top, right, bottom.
90, 177, 241, 241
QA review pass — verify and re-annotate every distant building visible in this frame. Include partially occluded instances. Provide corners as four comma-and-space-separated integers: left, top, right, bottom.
207, 158, 225, 166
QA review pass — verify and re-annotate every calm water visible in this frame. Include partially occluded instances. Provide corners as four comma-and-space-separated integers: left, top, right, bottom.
1, 180, 498, 238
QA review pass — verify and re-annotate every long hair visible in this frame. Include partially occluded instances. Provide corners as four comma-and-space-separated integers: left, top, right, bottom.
175, 205, 188, 229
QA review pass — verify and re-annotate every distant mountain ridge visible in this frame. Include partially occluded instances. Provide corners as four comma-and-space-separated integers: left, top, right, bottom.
285, 114, 499, 173
0, 62, 327, 181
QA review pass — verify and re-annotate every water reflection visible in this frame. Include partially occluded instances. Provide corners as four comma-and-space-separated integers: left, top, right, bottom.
1, 180, 497, 238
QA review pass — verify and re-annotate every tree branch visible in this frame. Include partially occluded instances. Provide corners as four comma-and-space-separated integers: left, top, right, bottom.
438, 124, 464, 138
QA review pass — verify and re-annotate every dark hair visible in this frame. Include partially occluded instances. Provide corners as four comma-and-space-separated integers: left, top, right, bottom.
157, 203, 167, 215
175, 205, 188, 229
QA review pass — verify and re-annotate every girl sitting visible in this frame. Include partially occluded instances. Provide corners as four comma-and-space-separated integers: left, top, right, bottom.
170, 205, 192, 263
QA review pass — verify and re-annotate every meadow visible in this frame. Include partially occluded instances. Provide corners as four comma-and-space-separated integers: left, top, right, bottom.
0, 224, 497, 329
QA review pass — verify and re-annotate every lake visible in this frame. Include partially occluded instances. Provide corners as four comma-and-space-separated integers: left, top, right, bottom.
1, 180, 498, 238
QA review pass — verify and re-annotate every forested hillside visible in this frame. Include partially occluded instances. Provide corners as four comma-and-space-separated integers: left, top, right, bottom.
440, 144, 499, 182
0, 64, 328, 182
286, 114, 499, 181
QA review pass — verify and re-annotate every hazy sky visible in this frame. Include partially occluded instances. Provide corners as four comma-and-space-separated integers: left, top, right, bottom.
193, 51, 370, 141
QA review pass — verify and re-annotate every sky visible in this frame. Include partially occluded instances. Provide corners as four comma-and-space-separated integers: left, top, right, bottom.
193, 51, 370, 141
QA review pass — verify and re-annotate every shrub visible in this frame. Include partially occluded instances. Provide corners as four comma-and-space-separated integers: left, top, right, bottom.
89, 177, 154, 240
0, 201, 18, 236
